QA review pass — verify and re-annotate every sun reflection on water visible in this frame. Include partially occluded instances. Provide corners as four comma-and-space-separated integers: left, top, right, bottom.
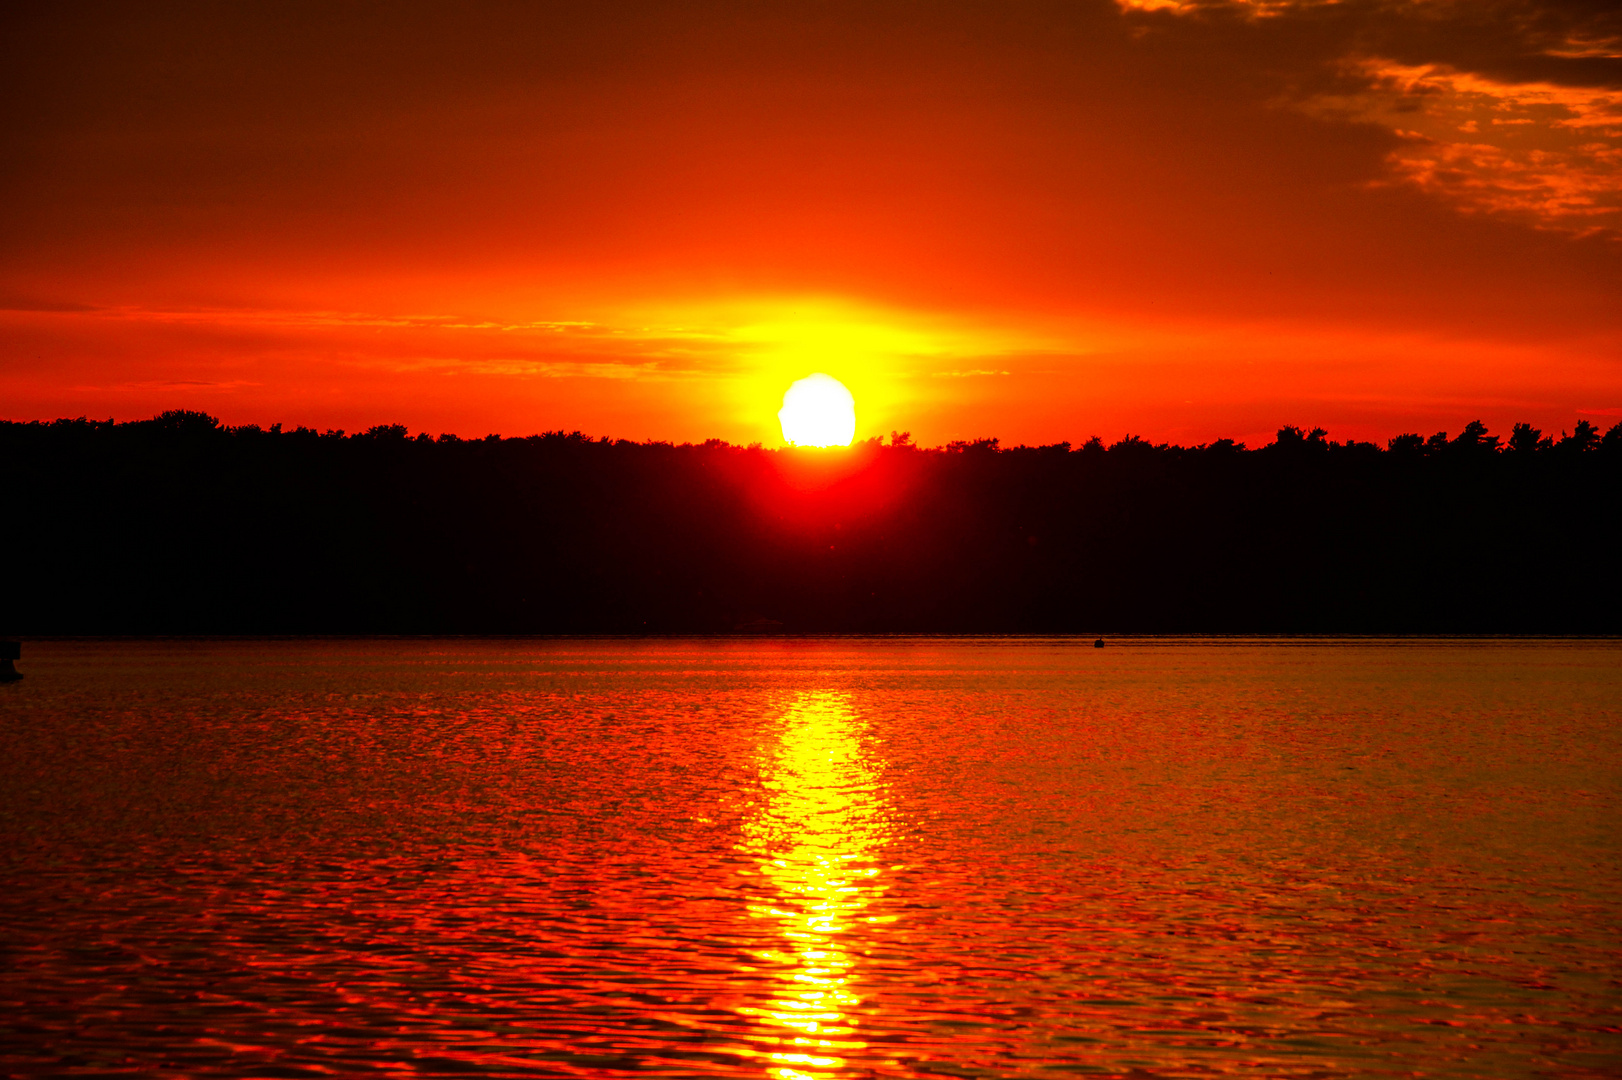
739, 691, 894, 1079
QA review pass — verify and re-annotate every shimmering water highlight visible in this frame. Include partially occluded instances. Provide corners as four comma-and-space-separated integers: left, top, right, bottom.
0, 639, 1618, 1078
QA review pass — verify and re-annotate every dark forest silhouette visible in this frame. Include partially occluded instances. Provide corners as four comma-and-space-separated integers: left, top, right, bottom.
5, 411, 1620, 634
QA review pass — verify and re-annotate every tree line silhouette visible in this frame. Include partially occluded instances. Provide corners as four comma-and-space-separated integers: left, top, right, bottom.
5, 411, 1619, 633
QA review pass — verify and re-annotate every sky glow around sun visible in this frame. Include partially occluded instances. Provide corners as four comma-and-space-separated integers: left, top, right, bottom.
779, 375, 857, 447
0, 3, 1617, 444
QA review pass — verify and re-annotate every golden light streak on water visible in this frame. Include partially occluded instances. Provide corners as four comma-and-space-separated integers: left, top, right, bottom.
739, 691, 895, 1080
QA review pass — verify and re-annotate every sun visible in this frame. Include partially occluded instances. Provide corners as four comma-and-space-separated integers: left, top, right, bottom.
778, 374, 856, 447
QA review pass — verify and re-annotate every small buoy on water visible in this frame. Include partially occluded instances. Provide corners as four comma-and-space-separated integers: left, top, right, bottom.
0, 641, 21, 682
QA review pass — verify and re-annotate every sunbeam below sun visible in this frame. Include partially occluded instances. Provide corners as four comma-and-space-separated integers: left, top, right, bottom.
779, 374, 856, 447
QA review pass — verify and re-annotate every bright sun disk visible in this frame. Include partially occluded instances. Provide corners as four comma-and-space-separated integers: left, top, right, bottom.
778, 374, 856, 447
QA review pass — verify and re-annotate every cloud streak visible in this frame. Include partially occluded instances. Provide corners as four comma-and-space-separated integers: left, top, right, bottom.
1320, 60, 1622, 232
1124, 0, 1622, 231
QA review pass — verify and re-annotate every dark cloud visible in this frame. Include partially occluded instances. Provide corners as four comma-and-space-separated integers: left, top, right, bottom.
1119, 0, 1622, 232
1121, 0, 1622, 86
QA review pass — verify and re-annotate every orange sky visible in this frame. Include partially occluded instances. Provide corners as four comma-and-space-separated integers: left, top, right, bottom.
2, 1, 1619, 446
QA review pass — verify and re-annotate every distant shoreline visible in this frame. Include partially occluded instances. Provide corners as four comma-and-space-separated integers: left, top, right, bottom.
6, 411, 1619, 635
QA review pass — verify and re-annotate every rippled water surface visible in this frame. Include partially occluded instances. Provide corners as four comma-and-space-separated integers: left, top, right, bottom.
1, 639, 1619, 1078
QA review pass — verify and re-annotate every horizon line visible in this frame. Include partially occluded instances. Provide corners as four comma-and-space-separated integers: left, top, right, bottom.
6, 410, 1620, 455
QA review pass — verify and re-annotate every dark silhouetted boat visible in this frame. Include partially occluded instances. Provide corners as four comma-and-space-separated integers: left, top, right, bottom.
735, 618, 785, 634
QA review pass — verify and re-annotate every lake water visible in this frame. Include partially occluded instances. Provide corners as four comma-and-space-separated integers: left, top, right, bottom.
1, 639, 1618, 1078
